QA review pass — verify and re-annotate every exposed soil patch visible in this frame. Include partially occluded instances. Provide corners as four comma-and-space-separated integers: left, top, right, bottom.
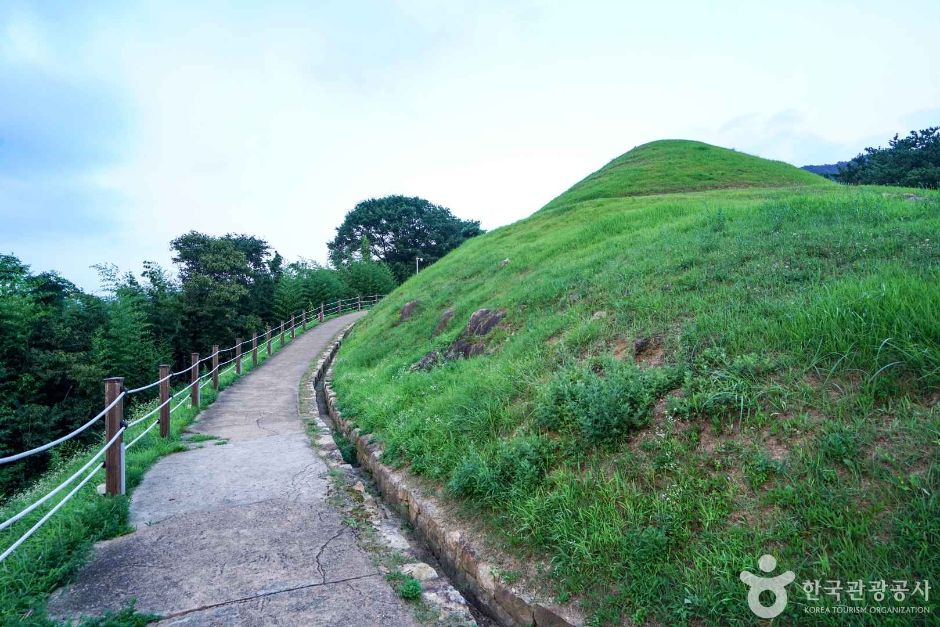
763, 436, 789, 462
612, 338, 630, 359
634, 335, 664, 366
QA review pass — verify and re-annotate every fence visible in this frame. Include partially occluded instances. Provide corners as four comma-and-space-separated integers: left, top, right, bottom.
0, 294, 383, 562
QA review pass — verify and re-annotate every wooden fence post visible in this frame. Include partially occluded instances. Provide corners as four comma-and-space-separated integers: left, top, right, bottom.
104, 377, 124, 496
290, 315, 296, 339
280, 322, 285, 345
191, 352, 200, 408
211, 345, 219, 390
302, 310, 307, 330
235, 338, 242, 375
266, 326, 272, 355
252, 334, 258, 367
159, 364, 170, 438
357, 295, 362, 311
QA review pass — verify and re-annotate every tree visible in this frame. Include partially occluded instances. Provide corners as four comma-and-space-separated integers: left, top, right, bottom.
0, 257, 106, 497
294, 262, 351, 310
90, 266, 167, 392
340, 260, 397, 298
836, 127, 940, 188
327, 196, 483, 282
170, 232, 278, 352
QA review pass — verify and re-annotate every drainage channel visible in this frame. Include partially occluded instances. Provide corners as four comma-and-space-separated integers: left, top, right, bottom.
312, 374, 497, 627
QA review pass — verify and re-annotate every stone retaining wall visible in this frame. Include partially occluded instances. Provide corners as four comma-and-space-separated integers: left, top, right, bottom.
311, 328, 577, 627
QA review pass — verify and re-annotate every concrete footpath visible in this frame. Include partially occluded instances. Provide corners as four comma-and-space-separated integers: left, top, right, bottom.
49, 312, 420, 626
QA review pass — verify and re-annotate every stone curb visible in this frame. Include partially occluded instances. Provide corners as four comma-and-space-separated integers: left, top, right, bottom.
311, 328, 577, 627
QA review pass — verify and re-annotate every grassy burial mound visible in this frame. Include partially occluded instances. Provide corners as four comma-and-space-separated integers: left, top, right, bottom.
331, 140, 939, 624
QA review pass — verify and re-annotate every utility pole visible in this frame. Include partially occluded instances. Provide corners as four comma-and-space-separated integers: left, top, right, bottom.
415, 256, 424, 275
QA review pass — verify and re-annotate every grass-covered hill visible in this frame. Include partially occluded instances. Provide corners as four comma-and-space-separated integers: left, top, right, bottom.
332, 140, 939, 624
541, 140, 830, 211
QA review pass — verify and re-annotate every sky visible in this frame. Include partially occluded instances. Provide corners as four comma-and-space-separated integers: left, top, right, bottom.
1, 0, 938, 292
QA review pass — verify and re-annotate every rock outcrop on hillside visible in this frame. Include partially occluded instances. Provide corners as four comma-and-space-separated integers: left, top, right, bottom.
412, 308, 506, 371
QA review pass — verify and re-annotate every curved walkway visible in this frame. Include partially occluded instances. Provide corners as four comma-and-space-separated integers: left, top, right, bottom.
49, 312, 419, 626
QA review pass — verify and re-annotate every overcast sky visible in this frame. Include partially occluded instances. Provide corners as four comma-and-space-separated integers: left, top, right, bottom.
2, 0, 938, 292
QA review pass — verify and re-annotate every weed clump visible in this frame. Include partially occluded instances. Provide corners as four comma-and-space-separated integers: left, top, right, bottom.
667, 348, 774, 428
536, 359, 681, 445
386, 572, 422, 600
333, 430, 358, 465
447, 434, 554, 502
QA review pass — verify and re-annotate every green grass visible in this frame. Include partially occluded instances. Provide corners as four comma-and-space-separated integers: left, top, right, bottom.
0, 312, 351, 625
331, 140, 939, 624
541, 139, 832, 212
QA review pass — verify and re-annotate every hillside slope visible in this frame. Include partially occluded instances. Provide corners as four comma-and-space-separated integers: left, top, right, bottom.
333, 140, 939, 624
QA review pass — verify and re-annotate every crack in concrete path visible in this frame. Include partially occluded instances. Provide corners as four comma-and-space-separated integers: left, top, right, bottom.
160, 573, 383, 621
315, 527, 349, 584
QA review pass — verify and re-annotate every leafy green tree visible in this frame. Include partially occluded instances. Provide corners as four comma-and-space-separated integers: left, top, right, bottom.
327, 195, 483, 282
341, 260, 397, 297
300, 264, 351, 308
273, 272, 305, 322
91, 270, 167, 393
0, 257, 106, 497
170, 232, 278, 352
836, 127, 940, 188
139, 261, 184, 363
274, 261, 356, 320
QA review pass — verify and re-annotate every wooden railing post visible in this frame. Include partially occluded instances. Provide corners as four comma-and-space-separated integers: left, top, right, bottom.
319, 302, 324, 322
211, 345, 219, 390
104, 377, 125, 496
159, 364, 170, 438
302, 310, 307, 330
357, 295, 362, 311
252, 334, 258, 367
280, 322, 285, 345
266, 326, 272, 355
235, 338, 242, 375
191, 352, 200, 408
290, 315, 296, 339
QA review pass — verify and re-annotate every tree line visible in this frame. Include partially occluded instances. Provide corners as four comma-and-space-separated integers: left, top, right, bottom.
805, 126, 940, 189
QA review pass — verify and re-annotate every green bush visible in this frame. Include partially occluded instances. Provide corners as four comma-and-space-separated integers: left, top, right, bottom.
536, 360, 680, 445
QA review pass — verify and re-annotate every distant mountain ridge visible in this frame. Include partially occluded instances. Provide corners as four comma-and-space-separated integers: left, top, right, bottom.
802, 161, 848, 178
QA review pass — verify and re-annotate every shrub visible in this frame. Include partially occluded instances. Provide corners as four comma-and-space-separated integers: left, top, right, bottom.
536, 360, 680, 445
